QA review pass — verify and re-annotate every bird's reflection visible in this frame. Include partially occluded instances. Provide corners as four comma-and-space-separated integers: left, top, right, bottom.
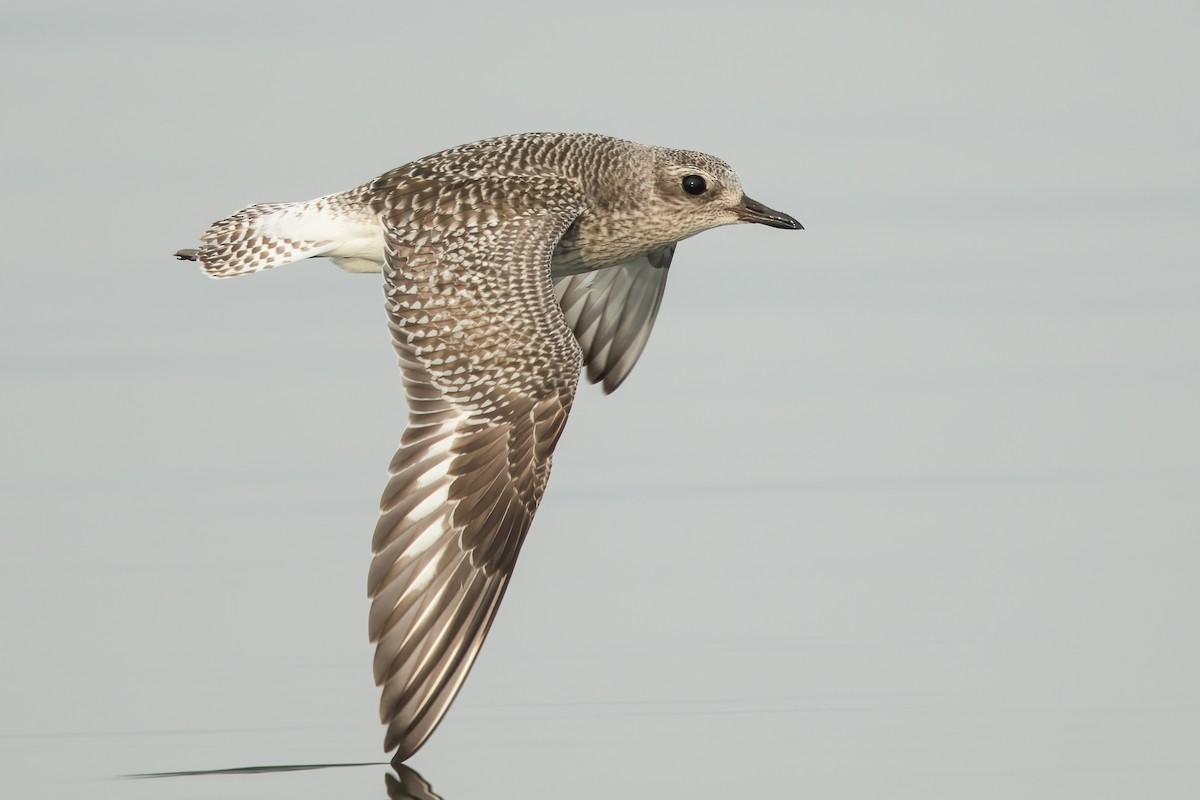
386, 764, 444, 800
127, 758, 448, 798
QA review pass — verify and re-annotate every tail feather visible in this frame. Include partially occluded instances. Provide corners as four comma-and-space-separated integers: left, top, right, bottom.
179, 201, 338, 279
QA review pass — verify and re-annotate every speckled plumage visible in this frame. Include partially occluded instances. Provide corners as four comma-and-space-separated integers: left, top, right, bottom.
175, 132, 801, 763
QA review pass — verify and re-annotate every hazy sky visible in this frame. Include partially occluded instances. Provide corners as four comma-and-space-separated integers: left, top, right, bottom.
2, 2, 1197, 798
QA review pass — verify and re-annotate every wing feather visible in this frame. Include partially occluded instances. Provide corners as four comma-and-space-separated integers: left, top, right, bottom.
553, 243, 675, 393
368, 175, 585, 762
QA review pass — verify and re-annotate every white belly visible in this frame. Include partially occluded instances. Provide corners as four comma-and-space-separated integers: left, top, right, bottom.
328, 232, 386, 273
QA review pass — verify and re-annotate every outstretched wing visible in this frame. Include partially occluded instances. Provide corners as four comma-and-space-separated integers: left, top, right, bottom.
368, 175, 585, 762
552, 243, 675, 393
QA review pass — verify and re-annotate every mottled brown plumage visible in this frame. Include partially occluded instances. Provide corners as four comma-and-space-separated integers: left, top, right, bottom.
175, 132, 801, 762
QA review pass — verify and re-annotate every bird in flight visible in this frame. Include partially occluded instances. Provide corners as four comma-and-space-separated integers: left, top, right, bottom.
176, 132, 802, 762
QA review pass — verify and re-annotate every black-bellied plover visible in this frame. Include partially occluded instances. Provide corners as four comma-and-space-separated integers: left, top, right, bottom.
176, 132, 802, 762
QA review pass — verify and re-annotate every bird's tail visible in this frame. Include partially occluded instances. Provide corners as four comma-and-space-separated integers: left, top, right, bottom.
174, 201, 340, 279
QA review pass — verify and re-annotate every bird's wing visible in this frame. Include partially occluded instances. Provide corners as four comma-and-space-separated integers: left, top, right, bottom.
552, 243, 675, 393
369, 174, 585, 762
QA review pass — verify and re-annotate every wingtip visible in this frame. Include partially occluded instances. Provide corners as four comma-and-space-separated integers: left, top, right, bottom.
600, 374, 625, 394
174, 248, 199, 261
386, 724, 425, 765
587, 360, 629, 394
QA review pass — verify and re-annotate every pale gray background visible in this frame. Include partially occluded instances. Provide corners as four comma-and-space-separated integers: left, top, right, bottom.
2, 1, 1197, 798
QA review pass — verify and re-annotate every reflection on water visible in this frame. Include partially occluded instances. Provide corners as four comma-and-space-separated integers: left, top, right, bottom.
130, 761, 446, 799
386, 765, 444, 800
129, 761, 387, 778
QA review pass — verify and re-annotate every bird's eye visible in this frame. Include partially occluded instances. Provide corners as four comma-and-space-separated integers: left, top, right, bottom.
682, 175, 707, 196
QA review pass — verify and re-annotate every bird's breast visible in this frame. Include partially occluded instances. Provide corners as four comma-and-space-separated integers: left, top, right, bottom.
551, 218, 661, 276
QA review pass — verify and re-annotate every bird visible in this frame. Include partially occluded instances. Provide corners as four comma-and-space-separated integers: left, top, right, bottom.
175, 132, 802, 762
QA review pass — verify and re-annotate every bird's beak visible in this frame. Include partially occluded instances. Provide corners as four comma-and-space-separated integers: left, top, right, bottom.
737, 195, 803, 230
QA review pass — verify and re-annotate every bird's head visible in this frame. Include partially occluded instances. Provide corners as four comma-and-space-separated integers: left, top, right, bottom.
646, 147, 803, 242
557, 135, 802, 271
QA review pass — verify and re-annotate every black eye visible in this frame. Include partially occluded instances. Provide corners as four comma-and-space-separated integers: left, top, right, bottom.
682, 175, 707, 196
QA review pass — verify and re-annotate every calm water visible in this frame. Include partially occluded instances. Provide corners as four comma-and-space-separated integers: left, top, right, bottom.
3, 2, 1198, 798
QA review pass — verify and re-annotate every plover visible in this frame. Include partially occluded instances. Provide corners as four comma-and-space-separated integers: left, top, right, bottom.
176, 132, 802, 762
